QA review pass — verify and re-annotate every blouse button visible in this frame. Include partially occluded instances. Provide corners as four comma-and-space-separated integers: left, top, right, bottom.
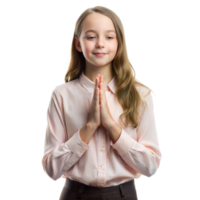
68, 163, 71, 167
80, 149, 84, 153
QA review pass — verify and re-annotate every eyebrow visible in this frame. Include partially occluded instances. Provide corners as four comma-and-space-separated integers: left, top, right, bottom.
85, 30, 116, 34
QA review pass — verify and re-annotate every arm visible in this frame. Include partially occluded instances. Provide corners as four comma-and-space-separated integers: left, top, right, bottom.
79, 122, 98, 145
42, 88, 91, 180
108, 93, 162, 177
107, 122, 122, 144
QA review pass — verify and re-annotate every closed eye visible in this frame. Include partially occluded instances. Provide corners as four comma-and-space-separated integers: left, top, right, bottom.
87, 37, 113, 40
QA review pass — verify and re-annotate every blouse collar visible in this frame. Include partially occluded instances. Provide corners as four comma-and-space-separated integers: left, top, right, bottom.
78, 71, 117, 95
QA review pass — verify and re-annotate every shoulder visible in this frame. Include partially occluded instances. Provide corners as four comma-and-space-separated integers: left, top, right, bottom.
55, 79, 78, 93
135, 84, 151, 100
51, 79, 79, 97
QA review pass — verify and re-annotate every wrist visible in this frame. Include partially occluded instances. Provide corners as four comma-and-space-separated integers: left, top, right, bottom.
87, 122, 98, 131
104, 119, 115, 131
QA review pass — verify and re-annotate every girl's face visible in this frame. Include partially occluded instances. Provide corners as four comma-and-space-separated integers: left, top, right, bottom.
75, 13, 118, 69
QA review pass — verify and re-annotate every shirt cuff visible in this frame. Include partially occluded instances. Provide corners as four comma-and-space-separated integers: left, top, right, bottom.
110, 128, 135, 156
66, 129, 89, 158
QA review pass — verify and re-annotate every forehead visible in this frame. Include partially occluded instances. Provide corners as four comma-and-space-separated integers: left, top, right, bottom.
81, 13, 115, 33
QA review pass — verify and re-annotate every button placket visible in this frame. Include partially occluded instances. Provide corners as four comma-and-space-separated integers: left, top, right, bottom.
100, 147, 104, 151
99, 146, 104, 167
80, 148, 84, 153
97, 126, 106, 187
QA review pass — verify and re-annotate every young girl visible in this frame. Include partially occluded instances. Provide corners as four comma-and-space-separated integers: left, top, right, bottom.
42, 6, 162, 200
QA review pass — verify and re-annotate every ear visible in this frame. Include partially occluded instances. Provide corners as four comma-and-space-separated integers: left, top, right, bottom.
74, 36, 82, 52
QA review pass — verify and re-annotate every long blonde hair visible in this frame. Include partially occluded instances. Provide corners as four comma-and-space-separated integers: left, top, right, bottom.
64, 6, 155, 128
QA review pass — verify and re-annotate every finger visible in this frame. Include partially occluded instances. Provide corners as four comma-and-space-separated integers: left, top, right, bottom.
100, 84, 102, 99
99, 78, 102, 104
96, 77, 99, 103
100, 76, 102, 91
97, 75, 100, 87
94, 77, 98, 101
100, 82, 101, 92
99, 87, 101, 108
97, 76, 100, 89
101, 76, 103, 92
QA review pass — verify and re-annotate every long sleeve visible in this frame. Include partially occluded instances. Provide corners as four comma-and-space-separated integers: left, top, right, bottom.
42, 88, 89, 180
110, 92, 162, 177
41, 72, 162, 186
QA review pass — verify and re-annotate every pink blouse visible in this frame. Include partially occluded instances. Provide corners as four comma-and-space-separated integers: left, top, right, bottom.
42, 71, 162, 187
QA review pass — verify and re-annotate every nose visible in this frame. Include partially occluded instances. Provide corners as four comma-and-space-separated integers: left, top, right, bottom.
95, 37, 105, 48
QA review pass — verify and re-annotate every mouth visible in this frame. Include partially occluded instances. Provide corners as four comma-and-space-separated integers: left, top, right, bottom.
93, 53, 107, 57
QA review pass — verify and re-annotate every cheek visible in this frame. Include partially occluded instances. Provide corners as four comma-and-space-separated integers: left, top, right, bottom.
83, 41, 93, 54
108, 42, 118, 53
108, 44, 118, 60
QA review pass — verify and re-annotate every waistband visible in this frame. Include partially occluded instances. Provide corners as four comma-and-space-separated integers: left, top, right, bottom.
64, 178, 136, 199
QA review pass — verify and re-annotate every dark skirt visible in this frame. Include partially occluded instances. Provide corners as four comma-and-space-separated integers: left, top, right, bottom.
59, 178, 138, 200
